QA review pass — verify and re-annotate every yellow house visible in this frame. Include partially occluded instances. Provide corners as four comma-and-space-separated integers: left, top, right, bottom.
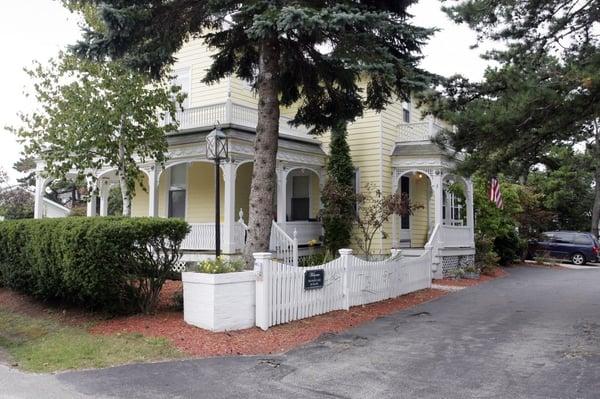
33, 37, 475, 277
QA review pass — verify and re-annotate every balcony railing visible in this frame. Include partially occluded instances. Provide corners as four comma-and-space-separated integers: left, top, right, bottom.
398, 119, 445, 143
162, 100, 312, 140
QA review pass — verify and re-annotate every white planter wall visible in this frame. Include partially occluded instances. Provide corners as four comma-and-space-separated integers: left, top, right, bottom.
182, 271, 256, 332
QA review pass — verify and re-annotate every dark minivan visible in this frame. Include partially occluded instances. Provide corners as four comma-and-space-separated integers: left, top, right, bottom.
528, 231, 600, 265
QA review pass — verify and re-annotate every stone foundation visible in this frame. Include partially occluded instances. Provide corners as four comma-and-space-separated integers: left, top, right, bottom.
441, 254, 475, 277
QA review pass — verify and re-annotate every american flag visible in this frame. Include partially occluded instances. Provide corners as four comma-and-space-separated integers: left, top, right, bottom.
489, 177, 503, 209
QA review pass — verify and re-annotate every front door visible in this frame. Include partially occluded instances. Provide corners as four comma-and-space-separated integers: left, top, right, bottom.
399, 176, 411, 247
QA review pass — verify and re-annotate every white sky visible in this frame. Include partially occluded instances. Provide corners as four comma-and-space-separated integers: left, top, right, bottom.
0, 0, 493, 184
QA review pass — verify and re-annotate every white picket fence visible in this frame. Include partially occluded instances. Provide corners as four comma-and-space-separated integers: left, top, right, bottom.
254, 248, 432, 330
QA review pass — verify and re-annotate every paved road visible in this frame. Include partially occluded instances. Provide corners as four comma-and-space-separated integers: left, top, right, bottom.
2, 266, 599, 399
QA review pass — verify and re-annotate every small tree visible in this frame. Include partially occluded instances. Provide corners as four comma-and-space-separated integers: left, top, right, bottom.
321, 122, 355, 254
9, 54, 184, 216
354, 184, 420, 260
0, 188, 35, 220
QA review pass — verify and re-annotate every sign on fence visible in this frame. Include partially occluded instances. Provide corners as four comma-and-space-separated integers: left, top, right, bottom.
304, 269, 325, 290
254, 249, 432, 330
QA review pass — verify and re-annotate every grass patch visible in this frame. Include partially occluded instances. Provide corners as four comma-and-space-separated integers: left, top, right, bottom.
0, 310, 182, 372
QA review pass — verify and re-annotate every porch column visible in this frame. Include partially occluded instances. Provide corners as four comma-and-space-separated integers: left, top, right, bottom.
33, 174, 46, 219
98, 180, 110, 216
222, 162, 237, 253
148, 166, 159, 217
391, 171, 399, 248
86, 194, 97, 217
465, 178, 475, 246
276, 168, 287, 225
432, 172, 444, 226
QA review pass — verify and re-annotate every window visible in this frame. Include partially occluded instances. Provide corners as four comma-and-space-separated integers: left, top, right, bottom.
172, 67, 191, 109
400, 176, 410, 229
168, 164, 187, 219
555, 232, 575, 243
291, 175, 310, 221
402, 101, 411, 123
574, 234, 592, 245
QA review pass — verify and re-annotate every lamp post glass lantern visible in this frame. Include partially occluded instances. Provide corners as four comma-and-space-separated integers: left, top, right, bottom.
206, 126, 229, 257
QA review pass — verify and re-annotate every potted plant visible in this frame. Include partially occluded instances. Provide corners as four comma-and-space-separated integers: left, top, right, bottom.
182, 257, 256, 332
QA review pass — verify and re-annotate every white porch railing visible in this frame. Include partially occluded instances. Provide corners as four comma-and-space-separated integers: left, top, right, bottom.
162, 101, 312, 140
269, 221, 299, 266
181, 223, 221, 251
181, 222, 248, 252
439, 225, 474, 248
281, 221, 323, 245
398, 119, 445, 142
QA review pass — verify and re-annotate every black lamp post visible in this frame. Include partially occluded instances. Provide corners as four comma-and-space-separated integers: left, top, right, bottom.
206, 125, 229, 257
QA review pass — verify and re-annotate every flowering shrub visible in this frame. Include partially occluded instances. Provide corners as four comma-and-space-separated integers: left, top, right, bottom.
195, 257, 245, 274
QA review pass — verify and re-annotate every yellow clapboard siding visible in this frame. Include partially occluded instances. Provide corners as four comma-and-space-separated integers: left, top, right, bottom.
131, 175, 149, 217
186, 162, 224, 223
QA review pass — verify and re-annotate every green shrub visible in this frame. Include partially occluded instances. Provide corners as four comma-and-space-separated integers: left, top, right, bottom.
194, 257, 245, 274
299, 250, 335, 267
0, 217, 189, 314
493, 230, 525, 265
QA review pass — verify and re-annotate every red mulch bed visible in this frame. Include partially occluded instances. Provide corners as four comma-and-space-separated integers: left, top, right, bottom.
433, 267, 508, 287
89, 287, 446, 356
1, 281, 446, 358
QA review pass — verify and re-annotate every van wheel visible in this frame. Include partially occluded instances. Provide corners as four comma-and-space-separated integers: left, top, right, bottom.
571, 253, 586, 266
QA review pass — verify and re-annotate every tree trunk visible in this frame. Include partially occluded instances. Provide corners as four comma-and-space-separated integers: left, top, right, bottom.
592, 172, 600, 239
591, 121, 600, 239
118, 134, 132, 217
243, 39, 280, 265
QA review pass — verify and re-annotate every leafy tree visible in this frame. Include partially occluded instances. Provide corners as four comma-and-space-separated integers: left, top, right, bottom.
321, 122, 355, 254
354, 184, 419, 260
527, 148, 594, 232
108, 186, 123, 216
9, 54, 183, 216
0, 168, 7, 188
424, 0, 599, 236
471, 175, 524, 265
0, 188, 35, 220
70, 0, 434, 262
13, 157, 36, 188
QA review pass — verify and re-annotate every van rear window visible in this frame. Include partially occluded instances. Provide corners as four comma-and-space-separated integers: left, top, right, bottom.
574, 235, 592, 245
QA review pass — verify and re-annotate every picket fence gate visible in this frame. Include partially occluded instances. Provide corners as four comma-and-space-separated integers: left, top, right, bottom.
254, 248, 432, 330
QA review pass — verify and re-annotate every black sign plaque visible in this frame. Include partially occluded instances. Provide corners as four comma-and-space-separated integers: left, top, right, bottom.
304, 269, 325, 290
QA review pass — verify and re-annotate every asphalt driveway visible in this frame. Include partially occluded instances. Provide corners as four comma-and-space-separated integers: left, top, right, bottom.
2, 266, 599, 399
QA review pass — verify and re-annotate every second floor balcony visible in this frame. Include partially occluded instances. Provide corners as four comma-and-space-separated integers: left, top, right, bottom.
398, 117, 447, 143
162, 100, 313, 141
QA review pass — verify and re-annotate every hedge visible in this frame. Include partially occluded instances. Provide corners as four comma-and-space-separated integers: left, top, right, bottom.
0, 217, 189, 314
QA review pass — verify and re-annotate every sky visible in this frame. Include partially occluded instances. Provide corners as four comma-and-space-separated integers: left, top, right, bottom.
0, 0, 494, 185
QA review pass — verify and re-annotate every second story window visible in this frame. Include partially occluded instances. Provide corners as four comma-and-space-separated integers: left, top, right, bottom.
168, 164, 187, 219
402, 101, 411, 123
172, 67, 191, 109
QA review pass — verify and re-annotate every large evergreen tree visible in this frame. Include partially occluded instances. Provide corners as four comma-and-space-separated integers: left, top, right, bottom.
424, 0, 600, 237
321, 122, 355, 254
70, 0, 434, 262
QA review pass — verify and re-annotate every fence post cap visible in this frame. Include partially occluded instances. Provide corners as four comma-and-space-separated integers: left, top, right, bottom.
253, 252, 273, 260
391, 249, 402, 257
338, 248, 353, 256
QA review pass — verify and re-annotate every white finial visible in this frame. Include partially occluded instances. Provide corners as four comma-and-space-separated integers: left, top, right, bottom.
293, 229, 298, 240
238, 208, 244, 222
